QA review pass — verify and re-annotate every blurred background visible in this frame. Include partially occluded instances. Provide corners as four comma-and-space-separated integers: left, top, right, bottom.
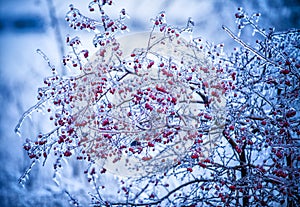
0, 0, 299, 206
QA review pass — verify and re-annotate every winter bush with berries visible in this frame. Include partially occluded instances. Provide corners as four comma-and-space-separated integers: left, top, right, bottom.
15, 1, 299, 206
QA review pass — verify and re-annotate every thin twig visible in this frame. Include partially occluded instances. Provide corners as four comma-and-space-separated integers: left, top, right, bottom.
222, 25, 279, 68
110, 178, 214, 206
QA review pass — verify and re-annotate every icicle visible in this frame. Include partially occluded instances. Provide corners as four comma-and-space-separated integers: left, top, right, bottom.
53, 170, 61, 186
14, 99, 48, 135
36, 49, 56, 74
18, 160, 36, 187
185, 17, 194, 33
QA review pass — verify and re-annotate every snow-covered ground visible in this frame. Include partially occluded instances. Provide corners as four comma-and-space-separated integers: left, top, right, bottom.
0, 0, 299, 206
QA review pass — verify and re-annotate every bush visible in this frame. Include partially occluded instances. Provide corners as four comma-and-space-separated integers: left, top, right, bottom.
15, 1, 299, 206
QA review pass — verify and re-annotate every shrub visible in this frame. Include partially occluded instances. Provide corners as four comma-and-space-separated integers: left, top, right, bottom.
15, 1, 299, 206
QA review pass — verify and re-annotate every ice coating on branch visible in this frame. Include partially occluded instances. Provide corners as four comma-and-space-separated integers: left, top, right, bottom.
71, 32, 226, 177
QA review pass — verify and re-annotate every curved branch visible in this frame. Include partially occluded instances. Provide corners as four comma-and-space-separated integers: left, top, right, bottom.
110, 178, 214, 206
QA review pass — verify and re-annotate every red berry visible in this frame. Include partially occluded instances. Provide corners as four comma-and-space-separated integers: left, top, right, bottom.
24, 145, 31, 151
191, 154, 199, 159
198, 162, 206, 168
235, 146, 242, 153
83, 51, 89, 58
102, 119, 110, 126
204, 114, 212, 120
203, 158, 211, 163
64, 150, 72, 157
280, 69, 289, 74
229, 185, 236, 191
100, 168, 107, 174
148, 142, 155, 147
286, 109, 296, 118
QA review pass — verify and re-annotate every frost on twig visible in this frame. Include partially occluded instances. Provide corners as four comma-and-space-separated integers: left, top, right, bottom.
15, 3, 300, 207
